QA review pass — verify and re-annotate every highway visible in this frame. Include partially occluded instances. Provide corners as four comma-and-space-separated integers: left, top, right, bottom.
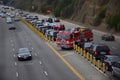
0, 18, 79, 80
0, 13, 119, 80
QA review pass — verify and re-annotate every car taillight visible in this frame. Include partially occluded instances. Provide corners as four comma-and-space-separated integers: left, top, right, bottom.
66, 41, 70, 44
66, 41, 73, 44
94, 51, 98, 56
108, 51, 111, 55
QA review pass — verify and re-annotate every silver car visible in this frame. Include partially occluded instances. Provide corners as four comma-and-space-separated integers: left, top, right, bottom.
112, 61, 120, 78
17, 48, 32, 61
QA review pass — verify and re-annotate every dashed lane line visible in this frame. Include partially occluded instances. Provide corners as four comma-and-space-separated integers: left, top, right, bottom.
35, 53, 38, 56
13, 48, 15, 51
39, 61, 42, 65
44, 71, 48, 76
16, 72, 19, 77
15, 62, 17, 66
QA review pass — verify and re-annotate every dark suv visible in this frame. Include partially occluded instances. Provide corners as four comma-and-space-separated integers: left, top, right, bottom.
88, 44, 111, 59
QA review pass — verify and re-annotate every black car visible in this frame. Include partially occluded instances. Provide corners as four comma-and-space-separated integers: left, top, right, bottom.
101, 55, 120, 71
9, 27, 16, 30
88, 44, 111, 59
46, 18, 53, 23
101, 34, 115, 41
17, 48, 32, 61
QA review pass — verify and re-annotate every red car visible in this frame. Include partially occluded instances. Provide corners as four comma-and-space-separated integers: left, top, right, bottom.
53, 23, 65, 30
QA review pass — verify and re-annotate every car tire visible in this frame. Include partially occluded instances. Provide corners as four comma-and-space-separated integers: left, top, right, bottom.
61, 47, 65, 50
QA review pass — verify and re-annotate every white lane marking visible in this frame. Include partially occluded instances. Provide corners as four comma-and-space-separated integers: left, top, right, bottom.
13, 48, 15, 51
31, 47, 33, 50
112, 47, 117, 49
16, 72, 19, 77
14, 54, 16, 58
44, 71, 48, 76
35, 53, 37, 56
15, 62, 17, 66
39, 61, 42, 65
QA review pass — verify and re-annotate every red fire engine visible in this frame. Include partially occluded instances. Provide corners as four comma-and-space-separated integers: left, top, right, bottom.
56, 28, 93, 49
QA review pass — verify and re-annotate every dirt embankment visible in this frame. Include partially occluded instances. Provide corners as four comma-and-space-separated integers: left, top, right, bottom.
11, 0, 120, 36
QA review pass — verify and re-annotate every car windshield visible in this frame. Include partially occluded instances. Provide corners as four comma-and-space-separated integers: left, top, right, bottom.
18, 48, 29, 54
57, 34, 73, 39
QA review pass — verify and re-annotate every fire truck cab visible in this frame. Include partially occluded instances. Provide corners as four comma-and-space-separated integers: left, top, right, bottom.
56, 30, 80, 49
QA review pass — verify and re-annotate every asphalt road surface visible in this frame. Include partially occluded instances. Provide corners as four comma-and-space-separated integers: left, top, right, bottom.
0, 18, 79, 80
0, 14, 119, 80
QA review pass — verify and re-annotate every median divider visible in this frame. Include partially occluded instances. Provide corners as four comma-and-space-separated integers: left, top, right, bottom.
73, 44, 107, 73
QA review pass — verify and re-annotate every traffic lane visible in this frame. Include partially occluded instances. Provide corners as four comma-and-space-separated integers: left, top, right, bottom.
93, 32, 120, 56
50, 43, 111, 80
60, 19, 120, 56
0, 18, 17, 80
11, 22, 49, 80
16, 21, 79, 80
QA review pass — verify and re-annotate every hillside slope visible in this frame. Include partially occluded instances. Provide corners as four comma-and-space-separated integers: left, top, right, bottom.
2, 0, 120, 33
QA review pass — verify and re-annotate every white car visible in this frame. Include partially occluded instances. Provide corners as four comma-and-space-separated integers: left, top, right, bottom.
6, 17, 12, 23
0, 13, 5, 18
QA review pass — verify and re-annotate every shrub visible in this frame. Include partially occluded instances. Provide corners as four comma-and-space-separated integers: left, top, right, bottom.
53, 0, 73, 17
93, 7, 106, 26
106, 13, 120, 31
